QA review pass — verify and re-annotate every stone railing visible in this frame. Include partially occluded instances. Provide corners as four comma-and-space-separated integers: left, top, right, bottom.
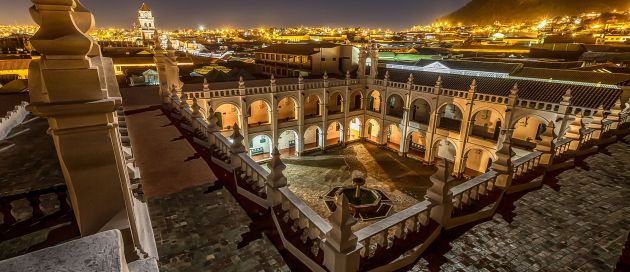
450, 170, 498, 210
0, 185, 71, 240
0, 102, 29, 140
274, 187, 331, 268
355, 201, 433, 261
234, 153, 269, 205
511, 151, 543, 180
554, 138, 572, 157
579, 128, 596, 148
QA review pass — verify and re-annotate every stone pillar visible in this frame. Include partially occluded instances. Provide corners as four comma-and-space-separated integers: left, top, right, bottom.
556, 90, 573, 136
27, 0, 155, 258
357, 47, 367, 79
368, 43, 379, 82
492, 131, 514, 189
206, 106, 220, 146
398, 73, 414, 156
425, 159, 454, 226
535, 121, 556, 166
323, 195, 361, 272
266, 147, 287, 207
379, 72, 389, 145
588, 105, 605, 140
229, 123, 247, 169
297, 85, 305, 156
423, 77, 442, 164
454, 80, 477, 176
565, 113, 583, 151
322, 73, 329, 151
191, 97, 202, 118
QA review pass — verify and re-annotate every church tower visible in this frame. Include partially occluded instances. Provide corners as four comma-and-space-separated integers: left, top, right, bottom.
138, 3, 156, 40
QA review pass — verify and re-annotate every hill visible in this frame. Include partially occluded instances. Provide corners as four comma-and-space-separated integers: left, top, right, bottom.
444, 0, 630, 24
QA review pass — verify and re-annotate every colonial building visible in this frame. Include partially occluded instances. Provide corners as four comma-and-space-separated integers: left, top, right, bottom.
255, 43, 358, 77
138, 3, 156, 40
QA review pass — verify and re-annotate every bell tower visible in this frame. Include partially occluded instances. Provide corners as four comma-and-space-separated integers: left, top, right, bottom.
138, 3, 156, 40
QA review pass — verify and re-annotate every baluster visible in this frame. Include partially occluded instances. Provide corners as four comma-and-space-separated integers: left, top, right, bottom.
394, 221, 405, 239
410, 215, 419, 233
453, 194, 462, 209
462, 191, 471, 206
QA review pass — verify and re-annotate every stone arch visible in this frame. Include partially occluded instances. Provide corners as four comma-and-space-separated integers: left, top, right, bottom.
249, 133, 273, 161
303, 125, 322, 150
386, 93, 405, 118
410, 97, 432, 124
303, 94, 322, 118
347, 117, 363, 141
406, 130, 428, 159
247, 99, 272, 127
278, 129, 299, 158
326, 121, 344, 146
469, 107, 505, 141
214, 102, 242, 133
348, 90, 364, 112
432, 138, 458, 164
367, 90, 382, 113
384, 123, 402, 150
437, 103, 464, 132
511, 114, 550, 150
462, 147, 496, 176
364, 118, 381, 143
277, 96, 298, 122
328, 91, 345, 114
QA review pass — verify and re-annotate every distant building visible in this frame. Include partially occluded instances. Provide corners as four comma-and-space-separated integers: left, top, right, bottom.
254, 43, 358, 77
137, 3, 156, 40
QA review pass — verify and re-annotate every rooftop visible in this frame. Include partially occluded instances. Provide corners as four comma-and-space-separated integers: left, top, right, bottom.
256, 43, 339, 55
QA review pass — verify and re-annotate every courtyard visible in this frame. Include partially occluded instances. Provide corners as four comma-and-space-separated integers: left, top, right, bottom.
265, 142, 438, 229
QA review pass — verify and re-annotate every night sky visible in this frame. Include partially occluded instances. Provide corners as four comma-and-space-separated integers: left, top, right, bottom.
1, 0, 469, 30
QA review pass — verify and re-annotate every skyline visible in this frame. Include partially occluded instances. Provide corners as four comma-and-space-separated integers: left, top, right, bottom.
1, 0, 469, 30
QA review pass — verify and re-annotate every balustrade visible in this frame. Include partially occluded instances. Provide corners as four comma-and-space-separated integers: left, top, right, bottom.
276, 187, 331, 262
450, 171, 497, 210
511, 151, 543, 180
355, 201, 433, 260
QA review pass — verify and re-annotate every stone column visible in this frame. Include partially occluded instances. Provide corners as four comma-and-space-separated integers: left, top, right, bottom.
357, 47, 367, 79
322, 73, 329, 151
492, 131, 514, 189
368, 43, 379, 82
425, 159, 454, 226
535, 121, 556, 166
423, 77, 442, 164
454, 80, 477, 176
229, 123, 247, 169
556, 90, 573, 137
323, 195, 361, 272
266, 147, 287, 207
206, 106, 220, 146
565, 113, 583, 151
379, 72, 389, 146
27, 0, 155, 258
297, 80, 305, 155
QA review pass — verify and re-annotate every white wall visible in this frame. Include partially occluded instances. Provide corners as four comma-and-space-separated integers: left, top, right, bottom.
304, 126, 319, 146
250, 135, 272, 154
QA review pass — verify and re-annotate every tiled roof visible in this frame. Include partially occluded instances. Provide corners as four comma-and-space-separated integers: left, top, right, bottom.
139, 3, 151, 11
256, 43, 338, 55
392, 59, 523, 74
380, 67, 622, 110
512, 68, 630, 86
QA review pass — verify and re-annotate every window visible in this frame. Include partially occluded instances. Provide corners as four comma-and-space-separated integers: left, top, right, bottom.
321, 58, 326, 61
332, 58, 337, 61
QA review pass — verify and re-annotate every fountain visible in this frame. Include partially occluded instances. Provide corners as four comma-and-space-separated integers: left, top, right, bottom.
323, 171, 393, 220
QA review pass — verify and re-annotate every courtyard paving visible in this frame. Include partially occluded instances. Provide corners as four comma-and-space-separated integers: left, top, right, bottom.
408, 134, 630, 271
267, 142, 437, 230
